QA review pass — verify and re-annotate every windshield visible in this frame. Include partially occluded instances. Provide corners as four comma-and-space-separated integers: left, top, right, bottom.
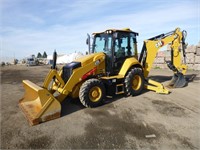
92, 33, 112, 54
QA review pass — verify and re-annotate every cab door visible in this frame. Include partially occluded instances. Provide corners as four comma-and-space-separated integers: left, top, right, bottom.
113, 33, 137, 75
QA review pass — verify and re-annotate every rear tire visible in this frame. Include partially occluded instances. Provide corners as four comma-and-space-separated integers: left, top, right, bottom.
79, 79, 105, 108
125, 68, 144, 96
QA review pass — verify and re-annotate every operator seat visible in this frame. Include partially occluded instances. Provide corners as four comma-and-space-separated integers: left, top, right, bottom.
116, 47, 125, 58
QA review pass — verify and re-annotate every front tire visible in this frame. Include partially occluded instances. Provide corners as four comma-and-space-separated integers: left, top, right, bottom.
125, 68, 144, 96
79, 79, 105, 108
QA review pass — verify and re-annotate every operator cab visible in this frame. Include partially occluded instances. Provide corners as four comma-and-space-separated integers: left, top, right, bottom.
91, 28, 139, 75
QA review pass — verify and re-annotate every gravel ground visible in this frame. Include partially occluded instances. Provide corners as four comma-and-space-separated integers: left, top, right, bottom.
1, 65, 200, 149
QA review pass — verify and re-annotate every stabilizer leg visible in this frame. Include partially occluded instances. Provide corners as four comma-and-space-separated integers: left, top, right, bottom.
145, 79, 170, 94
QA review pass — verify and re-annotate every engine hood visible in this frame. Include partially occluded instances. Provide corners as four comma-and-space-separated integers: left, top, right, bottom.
75, 52, 105, 66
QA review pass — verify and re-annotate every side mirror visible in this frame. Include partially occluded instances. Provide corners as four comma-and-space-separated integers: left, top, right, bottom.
87, 33, 91, 53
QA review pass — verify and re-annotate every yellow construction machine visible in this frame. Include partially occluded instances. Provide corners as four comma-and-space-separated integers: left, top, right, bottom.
19, 27, 187, 125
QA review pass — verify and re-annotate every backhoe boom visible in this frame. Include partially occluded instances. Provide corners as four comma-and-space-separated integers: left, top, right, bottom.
139, 28, 187, 91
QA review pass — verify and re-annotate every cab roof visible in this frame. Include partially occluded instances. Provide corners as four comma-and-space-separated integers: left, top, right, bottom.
92, 28, 139, 36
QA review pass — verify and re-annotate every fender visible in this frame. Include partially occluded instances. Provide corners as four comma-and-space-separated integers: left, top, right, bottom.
118, 57, 142, 77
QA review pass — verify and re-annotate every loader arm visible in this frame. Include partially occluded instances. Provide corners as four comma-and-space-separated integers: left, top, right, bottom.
19, 52, 106, 125
139, 28, 188, 93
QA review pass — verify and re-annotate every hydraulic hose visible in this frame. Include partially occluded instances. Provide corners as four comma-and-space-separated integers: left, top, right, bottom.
182, 30, 187, 64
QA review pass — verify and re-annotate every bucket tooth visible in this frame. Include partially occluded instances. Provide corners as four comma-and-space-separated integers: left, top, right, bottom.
168, 73, 187, 88
19, 80, 61, 126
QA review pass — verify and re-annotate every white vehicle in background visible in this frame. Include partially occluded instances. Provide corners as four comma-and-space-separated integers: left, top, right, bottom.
26, 55, 38, 66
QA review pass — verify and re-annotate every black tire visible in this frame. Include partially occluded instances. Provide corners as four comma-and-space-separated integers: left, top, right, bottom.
79, 79, 105, 108
125, 68, 144, 96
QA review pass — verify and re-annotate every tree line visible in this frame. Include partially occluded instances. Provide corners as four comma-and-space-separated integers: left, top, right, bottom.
37, 51, 47, 58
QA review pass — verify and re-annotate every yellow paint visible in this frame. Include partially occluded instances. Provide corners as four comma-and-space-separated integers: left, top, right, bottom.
19, 80, 61, 125
43, 52, 105, 98
70, 81, 83, 99
101, 74, 124, 80
92, 28, 136, 35
61, 52, 105, 95
89, 86, 102, 102
132, 75, 142, 91
119, 57, 142, 76
143, 28, 187, 77
145, 79, 169, 94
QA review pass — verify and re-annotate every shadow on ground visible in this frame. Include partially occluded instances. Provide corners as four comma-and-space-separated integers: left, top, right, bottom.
60, 94, 128, 117
61, 97, 85, 116
60, 73, 199, 118
149, 73, 199, 83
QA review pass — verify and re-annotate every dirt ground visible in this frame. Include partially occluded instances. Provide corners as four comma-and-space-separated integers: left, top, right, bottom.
1, 65, 200, 149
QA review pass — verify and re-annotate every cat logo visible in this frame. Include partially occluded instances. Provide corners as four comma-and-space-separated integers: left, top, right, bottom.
155, 41, 164, 48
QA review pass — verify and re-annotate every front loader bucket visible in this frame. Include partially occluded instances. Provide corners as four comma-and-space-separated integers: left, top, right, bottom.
168, 73, 187, 88
19, 80, 61, 126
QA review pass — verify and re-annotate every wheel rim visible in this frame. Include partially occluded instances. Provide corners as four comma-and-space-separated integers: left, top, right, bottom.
132, 75, 142, 90
89, 86, 102, 102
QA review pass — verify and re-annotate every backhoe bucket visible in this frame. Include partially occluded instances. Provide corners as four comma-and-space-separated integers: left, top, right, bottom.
19, 80, 61, 126
168, 73, 187, 88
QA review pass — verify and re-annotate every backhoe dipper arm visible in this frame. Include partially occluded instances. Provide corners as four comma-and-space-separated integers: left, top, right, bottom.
139, 28, 188, 93
139, 28, 187, 77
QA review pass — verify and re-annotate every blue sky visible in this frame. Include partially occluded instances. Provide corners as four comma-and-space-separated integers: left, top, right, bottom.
1, 0, 199, 60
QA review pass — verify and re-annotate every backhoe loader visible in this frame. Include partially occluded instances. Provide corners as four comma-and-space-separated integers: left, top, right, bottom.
19, 27, 187, 125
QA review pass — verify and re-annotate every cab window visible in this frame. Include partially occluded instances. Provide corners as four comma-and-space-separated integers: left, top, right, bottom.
115, 33, 137, 59
93, 34, 112, 55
